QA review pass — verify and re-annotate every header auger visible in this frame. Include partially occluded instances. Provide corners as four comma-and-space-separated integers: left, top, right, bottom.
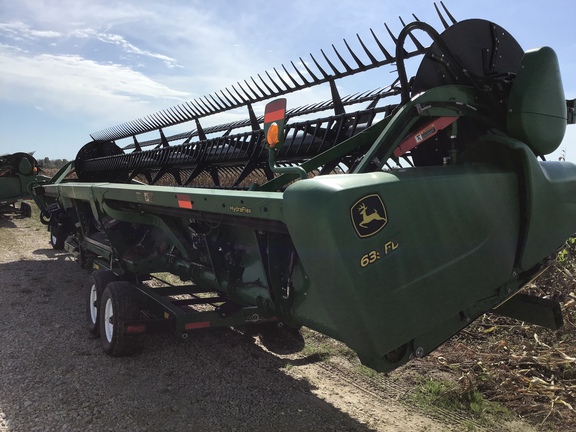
31, 3, 575, 372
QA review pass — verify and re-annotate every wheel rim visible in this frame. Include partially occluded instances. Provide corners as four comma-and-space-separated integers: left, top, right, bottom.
89, 284, 98, 324
104, 298, 114, 343
51, 234, 57, 245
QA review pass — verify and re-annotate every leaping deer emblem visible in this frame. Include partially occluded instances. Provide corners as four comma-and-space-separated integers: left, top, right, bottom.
357, 202, 387, 228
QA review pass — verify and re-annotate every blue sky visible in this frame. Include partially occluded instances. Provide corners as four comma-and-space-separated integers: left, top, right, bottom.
1, 0, 575, 162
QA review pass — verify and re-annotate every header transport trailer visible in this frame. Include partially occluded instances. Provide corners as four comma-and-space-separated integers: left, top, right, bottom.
31, 4, 575, 372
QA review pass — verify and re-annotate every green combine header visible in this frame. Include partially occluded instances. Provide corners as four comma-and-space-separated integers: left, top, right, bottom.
31, 4, 575, 372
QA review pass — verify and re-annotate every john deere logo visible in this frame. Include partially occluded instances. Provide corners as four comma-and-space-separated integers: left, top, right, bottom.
351, 194, 388, 238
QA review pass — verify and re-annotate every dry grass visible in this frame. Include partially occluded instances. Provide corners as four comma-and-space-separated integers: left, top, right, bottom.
421, 248, 576, 430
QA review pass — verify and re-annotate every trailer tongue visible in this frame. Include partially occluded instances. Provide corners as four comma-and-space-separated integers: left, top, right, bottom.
32, 5, 575, 372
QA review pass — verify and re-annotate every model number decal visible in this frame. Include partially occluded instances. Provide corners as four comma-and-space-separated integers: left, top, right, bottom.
360, 240, 399, 268
230, 205, 252, 214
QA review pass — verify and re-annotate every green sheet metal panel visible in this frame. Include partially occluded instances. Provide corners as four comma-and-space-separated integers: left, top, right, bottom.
284, 165, 519, 369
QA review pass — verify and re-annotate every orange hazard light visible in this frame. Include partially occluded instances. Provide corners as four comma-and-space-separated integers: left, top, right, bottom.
267, 122, 280, 147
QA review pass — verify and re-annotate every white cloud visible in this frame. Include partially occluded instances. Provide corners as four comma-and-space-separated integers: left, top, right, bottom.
0, 44, 191, 123
0, 20, 180, 69
70, 28, 179, 68
0, 21, 62, 40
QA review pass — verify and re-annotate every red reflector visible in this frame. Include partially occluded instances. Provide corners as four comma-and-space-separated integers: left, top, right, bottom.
185, 321, 210, 330
176, 194, 193, 209
125, 325, 147, 334
264, 108, 285, 124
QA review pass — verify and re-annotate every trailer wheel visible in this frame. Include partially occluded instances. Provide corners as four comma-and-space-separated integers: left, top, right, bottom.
99, 281, 142, 357
20, 202, 32, 218
39, 210, 51, 225
86, 270, 118, 337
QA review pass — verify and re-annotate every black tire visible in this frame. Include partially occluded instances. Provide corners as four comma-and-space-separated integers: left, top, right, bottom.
20, 202, 32, 218
49, 220, 66, 250
86, 270, 118, 337
99, 281, 143, 357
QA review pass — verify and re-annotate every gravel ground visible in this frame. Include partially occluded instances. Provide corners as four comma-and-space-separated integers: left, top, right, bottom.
0, 212, 492, 431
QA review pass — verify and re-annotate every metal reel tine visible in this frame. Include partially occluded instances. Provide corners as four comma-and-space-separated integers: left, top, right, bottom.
165, 108, 181, 122
219, 90, 236, 106
187, 101, 203, 116
204, 94, 220, 113
210, 93, 229, 109
321, 48, 342, 75
145, 115, 159, 128
164, 109, 179, 123
265, 70, 285, 92
144, 114, 160, 129
434, 2, 450, 29
399, 16, 426, 51
115, 125, 129, 138
190, 100, 208, 116
332, 44, 353, 72
179, 103, 195, 117
309, 53, 330, 79
370, 28, 393, 61
249, 76, 270, 97
106, 126, 119, 140
343, 38, 365, 68
200, 96, 218, 112
356, 33, 378, 64
273, 67, 295, 90
386, 22, 407, 56
299, 57, 319, 82
238, 81, 257, 101
224, 87, 242, 105
175, 105, 192, 121
231, 84, 250, 103
151, 114, 166, 130
385, 22, 398, 44
281, 64, 301, 87
134, 121, 148, 136
128, 124, 141, 138
208, 95, 225, 111
135, 118, 150, 133
289, 60, 309, 85
155, 113, 170, 128
154, 111, 168, 125
440, 1, 457, 24
243, 79, 262, 99
257, 74, 276, 95
173, 106, 189, 121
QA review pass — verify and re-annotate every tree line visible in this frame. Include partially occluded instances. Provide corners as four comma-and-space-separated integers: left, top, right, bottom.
40, 157, 70, 169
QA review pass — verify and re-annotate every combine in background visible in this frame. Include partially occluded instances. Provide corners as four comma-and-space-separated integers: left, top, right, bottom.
0, 152, 47, 218
31, 3, 575, 372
